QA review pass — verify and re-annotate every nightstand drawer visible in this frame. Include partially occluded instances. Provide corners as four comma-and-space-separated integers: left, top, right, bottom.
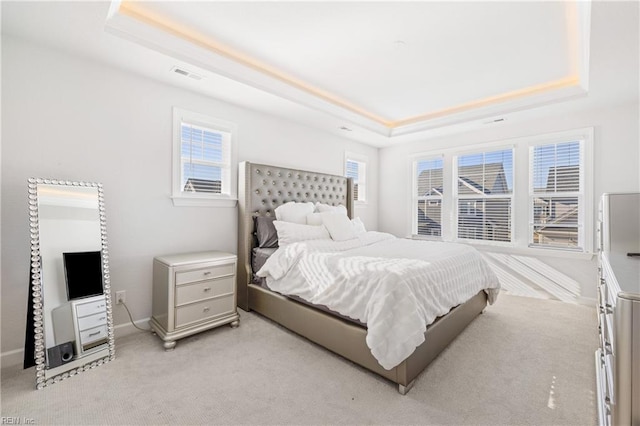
76, 298, 107, 318
175, 264, 234, 285
77, 311, 108, 331
175, 276, 234, 306
175, 295, 235, 328
80, 325, 108, 345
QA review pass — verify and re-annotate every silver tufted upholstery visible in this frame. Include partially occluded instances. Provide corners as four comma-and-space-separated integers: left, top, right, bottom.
237, 162, 354, 310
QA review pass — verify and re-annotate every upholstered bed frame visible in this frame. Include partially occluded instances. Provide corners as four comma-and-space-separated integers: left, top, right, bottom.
237, 161, 487, 394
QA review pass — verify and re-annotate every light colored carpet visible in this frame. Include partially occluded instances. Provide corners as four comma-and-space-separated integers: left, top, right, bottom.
1, 294, 597, 425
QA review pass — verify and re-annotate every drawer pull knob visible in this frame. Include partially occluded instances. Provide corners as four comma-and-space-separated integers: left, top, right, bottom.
99, 317, 106, 321
203, 307, 210, 312
203, 287, 211, 292
203, 271, 212, 276
88, 331, 101, 337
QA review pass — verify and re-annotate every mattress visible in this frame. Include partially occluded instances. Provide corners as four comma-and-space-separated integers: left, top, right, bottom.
257, 232, 500, 369
252, 246, 365, 327
252, 247, 277, 284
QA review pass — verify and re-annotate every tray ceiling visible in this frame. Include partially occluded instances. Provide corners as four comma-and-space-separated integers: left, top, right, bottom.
105, 1, 591, 138
1, 1, 603, 145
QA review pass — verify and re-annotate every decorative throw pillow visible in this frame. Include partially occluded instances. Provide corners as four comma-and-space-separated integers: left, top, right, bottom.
273, 220, 331, 246
274, 201, 315, 224
306, 213, 324, 226
352, 217, 366, 235
321, 212, 357, 241
254, 216, 279, 248
314, 202, 348, 216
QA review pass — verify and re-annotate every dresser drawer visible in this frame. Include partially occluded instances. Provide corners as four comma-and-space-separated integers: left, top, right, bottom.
76, 298, 107, 318
603, 353, 615, 405
175, 263, 234, 285
80, 324, 108, 345
77, 311, 108, 332
175, 295, 235, 328
175, 276, 234, 306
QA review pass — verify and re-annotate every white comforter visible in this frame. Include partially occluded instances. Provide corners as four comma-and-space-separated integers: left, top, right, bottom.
257, 232, 500, 370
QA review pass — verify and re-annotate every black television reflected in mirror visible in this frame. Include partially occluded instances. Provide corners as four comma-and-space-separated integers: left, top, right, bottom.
63, 251, 104, 301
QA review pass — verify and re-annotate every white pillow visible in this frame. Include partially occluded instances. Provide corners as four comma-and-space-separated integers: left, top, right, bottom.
352, 217, 366, 235
275, 201, 315, 224
306, 213, 324, 226
273, 220, 330, 246
314, 202, 348, 216
321, 212, 357, 241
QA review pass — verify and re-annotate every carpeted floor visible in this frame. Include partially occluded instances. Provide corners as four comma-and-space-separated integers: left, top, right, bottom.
1, 294, 597, 425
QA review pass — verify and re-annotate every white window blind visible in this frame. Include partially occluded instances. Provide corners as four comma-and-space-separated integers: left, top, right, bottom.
414, 157, 443, 237
455, 149, 513, 242
346, 158, 366, 202
530, 140, 583, 250
180, 122, 231, 195
172, 108, 237, 207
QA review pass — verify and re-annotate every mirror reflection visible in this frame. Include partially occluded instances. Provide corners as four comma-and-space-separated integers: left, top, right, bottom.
29, 180, 114, 388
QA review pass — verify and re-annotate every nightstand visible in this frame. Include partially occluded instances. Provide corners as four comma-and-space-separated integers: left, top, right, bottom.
150, 251, 239, 350
51, 295, 109, 359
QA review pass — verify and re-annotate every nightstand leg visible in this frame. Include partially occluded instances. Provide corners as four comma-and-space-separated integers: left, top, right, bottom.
230, 320, 239, 328
163, 340, 177, 351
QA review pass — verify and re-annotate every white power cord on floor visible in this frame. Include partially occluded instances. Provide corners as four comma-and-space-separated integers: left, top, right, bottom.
119, 300, 151, 332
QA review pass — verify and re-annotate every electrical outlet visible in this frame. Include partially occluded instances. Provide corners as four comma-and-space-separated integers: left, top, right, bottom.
115, 291, 126, 305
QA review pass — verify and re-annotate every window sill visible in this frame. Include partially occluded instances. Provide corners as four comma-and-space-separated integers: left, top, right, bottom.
171, 196, 238, 208
472, 243, 594, 260
410, 235, 594, 260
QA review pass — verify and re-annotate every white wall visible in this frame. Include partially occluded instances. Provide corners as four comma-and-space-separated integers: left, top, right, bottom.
378, 99, 639, 300
1, 36, 378, 362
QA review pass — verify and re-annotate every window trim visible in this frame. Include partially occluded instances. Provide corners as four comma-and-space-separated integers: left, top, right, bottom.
172, 107, 238, 207
453, 146, 515, 247
344, 151, 368, 205
407, 127, 594, 257
412, 155, 444, 240
526, 128, 594, 253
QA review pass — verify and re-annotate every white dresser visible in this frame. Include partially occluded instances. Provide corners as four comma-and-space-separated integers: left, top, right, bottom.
596, 193, 640, 426
51, 294, 109, 359
150, 251, 239, 350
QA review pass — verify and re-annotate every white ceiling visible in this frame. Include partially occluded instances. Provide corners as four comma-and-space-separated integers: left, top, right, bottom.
2, 1, 638, 147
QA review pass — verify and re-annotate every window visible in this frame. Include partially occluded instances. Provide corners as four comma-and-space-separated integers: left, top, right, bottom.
455, 149, 513, 243
345, 153, 367, 203
530, 140, 583, 250
413, 157, 443, 237
409, 127, 593, 255
172, 108, 237, 207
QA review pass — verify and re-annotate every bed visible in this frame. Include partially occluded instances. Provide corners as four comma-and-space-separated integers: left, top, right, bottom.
237, 161, 498, 394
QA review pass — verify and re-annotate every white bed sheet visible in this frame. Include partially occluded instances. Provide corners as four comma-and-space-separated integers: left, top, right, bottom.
257, 232, 500, 370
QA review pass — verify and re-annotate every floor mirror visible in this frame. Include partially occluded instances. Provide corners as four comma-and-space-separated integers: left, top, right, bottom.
27, 178, 115, 389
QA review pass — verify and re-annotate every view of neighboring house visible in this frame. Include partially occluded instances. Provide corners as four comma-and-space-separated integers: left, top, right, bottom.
417, 163, 580, 247
532, 165, 580, 247
417, 163, 511, 241
183, 178, 222, 193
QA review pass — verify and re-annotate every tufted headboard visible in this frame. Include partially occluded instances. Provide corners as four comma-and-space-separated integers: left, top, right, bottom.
237, 161, 354, 310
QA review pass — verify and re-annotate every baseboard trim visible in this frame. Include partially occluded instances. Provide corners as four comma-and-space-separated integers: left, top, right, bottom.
1, 317, 151, 371
1, 348, 25, 370
114, 317, 152, 339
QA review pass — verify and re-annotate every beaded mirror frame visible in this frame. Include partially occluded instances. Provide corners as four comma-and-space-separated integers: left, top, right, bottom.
28, 178, 115, 389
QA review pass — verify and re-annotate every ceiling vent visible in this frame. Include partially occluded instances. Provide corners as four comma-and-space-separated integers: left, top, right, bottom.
171, 66, 203, 81
482, 117, 506, 125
